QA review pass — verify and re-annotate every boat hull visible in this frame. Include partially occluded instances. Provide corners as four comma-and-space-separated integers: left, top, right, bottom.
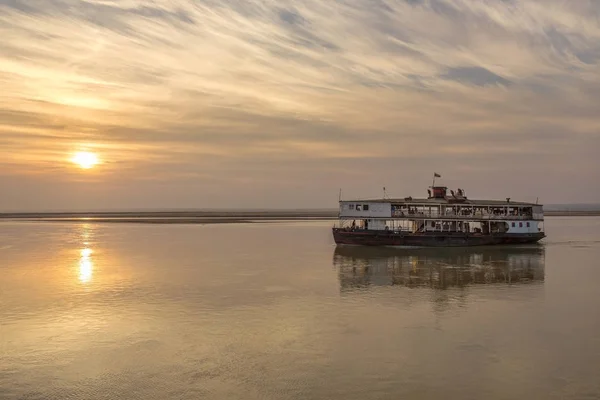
332, 228, 545, 247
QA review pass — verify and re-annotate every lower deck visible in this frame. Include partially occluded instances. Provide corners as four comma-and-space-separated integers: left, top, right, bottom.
339, 217, 543, 236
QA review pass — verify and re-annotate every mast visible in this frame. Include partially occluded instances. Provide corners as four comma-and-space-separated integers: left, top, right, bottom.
432, 172, 441, 188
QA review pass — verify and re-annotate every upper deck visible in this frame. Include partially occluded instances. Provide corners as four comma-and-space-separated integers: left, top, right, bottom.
339, 188, 544, 221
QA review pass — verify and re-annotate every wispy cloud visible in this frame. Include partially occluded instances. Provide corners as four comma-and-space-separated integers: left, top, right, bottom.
1, 0, 599, 209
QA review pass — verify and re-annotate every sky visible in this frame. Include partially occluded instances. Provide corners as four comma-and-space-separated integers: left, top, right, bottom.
1, 0, 599, 211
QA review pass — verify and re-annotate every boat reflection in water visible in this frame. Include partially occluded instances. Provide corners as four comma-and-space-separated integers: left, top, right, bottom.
333, 245, 545, 291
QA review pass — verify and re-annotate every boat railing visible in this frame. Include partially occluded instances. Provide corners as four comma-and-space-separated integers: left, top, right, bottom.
391, 211, 538, 220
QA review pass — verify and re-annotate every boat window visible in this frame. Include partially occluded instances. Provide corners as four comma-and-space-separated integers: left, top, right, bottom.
519, 222, 523, 227
527, 222, 530, 227
363, 204, 369, 211
356, 205, 362, 211
349, 204, 355, 210
512, 222, 515, 227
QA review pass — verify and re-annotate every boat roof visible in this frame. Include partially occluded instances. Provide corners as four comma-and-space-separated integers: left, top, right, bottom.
341, 198, 540, 206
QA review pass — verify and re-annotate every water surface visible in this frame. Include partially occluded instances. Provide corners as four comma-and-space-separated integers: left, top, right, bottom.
1, 218, 599, 399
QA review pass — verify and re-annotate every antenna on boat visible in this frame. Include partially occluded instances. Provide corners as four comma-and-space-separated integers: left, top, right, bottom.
339, 188, 342, 202
383, 186, 388, 199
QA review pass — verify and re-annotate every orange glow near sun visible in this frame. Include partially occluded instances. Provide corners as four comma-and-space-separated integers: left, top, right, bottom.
72, 151, 99, 169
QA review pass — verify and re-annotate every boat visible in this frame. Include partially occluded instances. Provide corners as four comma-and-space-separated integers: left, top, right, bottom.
332, 175, 546, 247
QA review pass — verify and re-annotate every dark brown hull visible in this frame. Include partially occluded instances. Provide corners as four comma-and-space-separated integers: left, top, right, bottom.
332, 228, 545, 247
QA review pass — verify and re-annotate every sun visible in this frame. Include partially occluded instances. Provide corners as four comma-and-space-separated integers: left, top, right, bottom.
72, 151, 99, 169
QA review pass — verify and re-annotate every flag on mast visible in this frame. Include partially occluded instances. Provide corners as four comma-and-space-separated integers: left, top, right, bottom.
434, 172, 441, 178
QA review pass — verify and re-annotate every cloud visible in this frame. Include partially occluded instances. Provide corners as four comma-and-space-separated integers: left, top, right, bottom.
440, 67, 511, 87
0, 0, 599, 209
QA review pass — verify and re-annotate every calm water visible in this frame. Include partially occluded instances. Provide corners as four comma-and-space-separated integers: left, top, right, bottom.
1, 217, 600, 399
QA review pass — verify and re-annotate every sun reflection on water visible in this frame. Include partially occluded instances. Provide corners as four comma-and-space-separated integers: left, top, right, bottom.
77, 224, 94, 284
79, 248, 93, 283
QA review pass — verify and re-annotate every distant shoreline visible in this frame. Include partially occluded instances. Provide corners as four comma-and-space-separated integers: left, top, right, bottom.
0, 210, 599, 224
0, 211, 336, 224
545, 211, 600, 216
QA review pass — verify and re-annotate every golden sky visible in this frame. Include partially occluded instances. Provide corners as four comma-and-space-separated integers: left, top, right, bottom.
1, 0, 599, 210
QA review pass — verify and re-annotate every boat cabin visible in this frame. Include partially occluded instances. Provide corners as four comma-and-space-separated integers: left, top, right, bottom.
338, 188, 544, 235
